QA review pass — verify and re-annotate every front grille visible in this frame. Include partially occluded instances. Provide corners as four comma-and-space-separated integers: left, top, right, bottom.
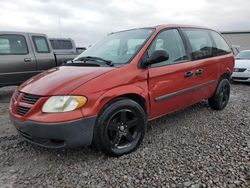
21, 93, 41, 104
232, 77, 249, 80
234, 68, 247, 72
17, 106, 31, 116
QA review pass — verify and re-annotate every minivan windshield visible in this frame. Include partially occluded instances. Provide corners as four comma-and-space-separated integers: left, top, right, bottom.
74, 28, 154, 66
236, 51, 250, 60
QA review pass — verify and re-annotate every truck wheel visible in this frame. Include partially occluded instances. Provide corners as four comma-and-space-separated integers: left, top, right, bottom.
208, 79, 230, 110
92, 99, 146, 157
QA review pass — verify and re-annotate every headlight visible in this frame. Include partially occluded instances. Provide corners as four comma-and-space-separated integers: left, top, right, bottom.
42, 96, 87, 113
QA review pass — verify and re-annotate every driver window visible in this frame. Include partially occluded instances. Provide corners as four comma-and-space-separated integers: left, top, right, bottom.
148, 29, 188, 66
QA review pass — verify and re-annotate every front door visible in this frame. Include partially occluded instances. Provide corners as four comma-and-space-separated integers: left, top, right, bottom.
147, 29, 198, 119
0, 33, 37, 86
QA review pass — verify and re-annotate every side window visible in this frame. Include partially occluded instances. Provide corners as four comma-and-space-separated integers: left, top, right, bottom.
0, 35, 28, 54
148, 29, 187, 66
183, 29, 213, 60
210, 31, 231, 56
32, 36, 50, 53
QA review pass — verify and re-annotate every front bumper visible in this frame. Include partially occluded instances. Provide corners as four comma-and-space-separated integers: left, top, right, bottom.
231, 71, 250, 82
10, 116, 97, 148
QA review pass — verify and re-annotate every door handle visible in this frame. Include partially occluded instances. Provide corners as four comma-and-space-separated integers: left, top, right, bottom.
184, 71, 193, 78
195, 69, 203, 75
24, 58, 32, 62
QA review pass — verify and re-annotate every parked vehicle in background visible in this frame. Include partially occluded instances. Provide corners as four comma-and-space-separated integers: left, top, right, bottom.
76, 47, 87, 54
49, 38, 86, 55
232, 50, 250, 82
0, 32, 78, 88
9, 25, 234, 156
49, 38, 77, 54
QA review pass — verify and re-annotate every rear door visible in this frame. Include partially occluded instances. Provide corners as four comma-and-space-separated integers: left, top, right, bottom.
0, 33, 37, 86
147, 29, 198, 118
181, 28, 220, 102
29, 34, 55, 71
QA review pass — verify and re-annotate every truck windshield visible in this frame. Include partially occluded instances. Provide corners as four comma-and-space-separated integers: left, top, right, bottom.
75, 28, 154, 65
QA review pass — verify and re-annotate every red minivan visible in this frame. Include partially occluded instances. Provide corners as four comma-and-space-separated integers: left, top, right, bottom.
9, 25, 234, 156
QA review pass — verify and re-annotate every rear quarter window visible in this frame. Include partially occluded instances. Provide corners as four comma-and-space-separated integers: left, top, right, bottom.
0, 34, 28, 55
210, 31, 231, 56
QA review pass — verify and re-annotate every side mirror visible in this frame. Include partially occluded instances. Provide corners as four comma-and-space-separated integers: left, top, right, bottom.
142, 50, 169, 66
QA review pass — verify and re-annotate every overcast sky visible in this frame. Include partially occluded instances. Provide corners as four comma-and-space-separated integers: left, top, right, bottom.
0, 0, 249, 47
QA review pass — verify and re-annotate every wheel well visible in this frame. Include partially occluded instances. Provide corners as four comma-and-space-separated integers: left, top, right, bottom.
100, 94, 147, 116
220, 73, 230, 81
119, 94, 147, 113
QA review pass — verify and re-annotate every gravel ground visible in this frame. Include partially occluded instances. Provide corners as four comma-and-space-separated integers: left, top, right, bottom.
0, 83, 249, 188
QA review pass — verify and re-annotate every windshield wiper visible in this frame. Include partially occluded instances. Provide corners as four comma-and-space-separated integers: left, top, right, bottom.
63, 60, 101, 67
77, 56, 114, 67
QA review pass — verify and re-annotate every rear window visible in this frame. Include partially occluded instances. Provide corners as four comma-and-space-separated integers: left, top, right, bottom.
50, 39, 73, 50
0, 34, 28, 55
32, 36, 50, 53
183, 29, 213, 60
210, 31, 231, 56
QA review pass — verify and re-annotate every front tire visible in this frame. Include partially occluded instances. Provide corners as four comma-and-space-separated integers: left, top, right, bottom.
92, 99, 146, 157
208, 78, 230, 110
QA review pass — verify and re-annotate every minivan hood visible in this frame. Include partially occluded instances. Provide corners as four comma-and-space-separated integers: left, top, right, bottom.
19, 66, 114, 95
235, 59, 250, 69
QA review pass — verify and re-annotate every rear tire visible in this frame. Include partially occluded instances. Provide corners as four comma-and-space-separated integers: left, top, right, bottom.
92, 99, 146, 157
208, 79, 230, 110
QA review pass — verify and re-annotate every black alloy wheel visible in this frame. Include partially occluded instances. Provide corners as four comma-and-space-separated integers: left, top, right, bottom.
218, 80, 230, 107
93, 99, 146, 156
106, 109, 142, 151
208, 78, 230, 110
